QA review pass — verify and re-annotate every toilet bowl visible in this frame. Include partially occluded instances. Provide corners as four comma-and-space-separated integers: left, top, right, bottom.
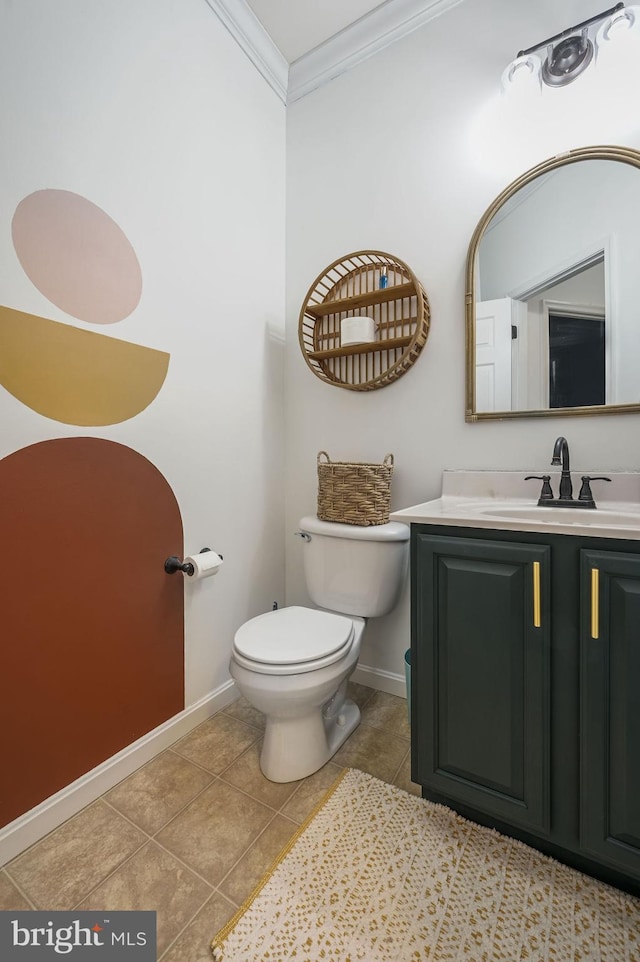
229, 515, 409, 782
230, 606, 365, 782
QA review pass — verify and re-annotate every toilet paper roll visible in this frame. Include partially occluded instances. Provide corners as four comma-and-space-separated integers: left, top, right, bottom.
341, 314, 376, 346
184, 550, 223, 579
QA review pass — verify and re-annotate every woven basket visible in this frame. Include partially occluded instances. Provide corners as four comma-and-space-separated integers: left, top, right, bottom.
317, 452, 394, 526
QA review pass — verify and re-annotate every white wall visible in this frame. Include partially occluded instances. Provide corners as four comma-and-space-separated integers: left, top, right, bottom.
285, 0, 640, 683
0, 0, 286, 704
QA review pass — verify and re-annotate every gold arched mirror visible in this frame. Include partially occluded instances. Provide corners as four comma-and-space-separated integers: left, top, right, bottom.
465, 145, 640, 421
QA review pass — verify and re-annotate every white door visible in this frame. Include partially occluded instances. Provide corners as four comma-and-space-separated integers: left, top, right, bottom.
475, 298, 514, 411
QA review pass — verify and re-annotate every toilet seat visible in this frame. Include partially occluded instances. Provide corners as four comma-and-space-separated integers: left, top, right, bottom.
232, 606, 354, 676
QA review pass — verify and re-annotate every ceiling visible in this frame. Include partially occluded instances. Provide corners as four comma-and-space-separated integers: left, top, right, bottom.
244, 0, 386, 63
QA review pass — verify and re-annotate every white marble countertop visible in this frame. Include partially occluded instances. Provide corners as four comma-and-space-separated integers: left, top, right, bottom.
390, 470, 640, 540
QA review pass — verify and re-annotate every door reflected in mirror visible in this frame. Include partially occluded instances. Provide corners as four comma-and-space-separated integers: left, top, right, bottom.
466, 146, 640, 421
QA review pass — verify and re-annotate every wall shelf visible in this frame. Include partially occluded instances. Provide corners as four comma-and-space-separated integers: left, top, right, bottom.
298, 250, 430, 391
308, 336, 413, 362
304, 282, 416, 317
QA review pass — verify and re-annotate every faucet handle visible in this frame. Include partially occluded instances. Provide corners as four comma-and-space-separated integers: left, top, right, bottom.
525, 474, 554, 501
578, 475, 612, 506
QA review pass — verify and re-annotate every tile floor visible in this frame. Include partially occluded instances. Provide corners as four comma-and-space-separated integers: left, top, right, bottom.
0, 683, 419, 960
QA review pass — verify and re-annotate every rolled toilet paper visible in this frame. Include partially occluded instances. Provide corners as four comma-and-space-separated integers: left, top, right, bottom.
184, 550, 223, 579
341, 314, 376, 346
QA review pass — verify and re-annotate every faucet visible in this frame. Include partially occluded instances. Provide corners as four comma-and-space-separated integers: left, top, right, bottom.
525, 437, 611, 508
551, 436, 573, 501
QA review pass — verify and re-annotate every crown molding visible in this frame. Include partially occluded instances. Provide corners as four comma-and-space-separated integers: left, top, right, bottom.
202, 0, 289, 104
287, 0, 465, 103
202, 0, 464, 105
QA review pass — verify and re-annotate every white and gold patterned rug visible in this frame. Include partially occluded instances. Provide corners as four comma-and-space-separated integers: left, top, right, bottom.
211, 768, 640, 961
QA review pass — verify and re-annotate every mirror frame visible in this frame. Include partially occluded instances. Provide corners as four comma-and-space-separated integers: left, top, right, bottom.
465, 144, 640, 421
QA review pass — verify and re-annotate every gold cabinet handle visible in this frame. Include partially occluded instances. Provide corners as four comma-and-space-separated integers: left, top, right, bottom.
533, 561, 541, 628
591, 567, 599, 639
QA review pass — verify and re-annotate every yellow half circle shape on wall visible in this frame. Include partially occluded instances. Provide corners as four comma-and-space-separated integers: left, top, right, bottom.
0, 305, 169, 426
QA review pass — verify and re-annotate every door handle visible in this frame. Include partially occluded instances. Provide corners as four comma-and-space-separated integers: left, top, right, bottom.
591, 567, 599, 639
533, 561, 541, 628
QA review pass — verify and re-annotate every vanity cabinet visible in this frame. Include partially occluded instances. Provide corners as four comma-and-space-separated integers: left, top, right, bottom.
411, 524, 640, 894
580, 549, 640, 877
414, 534, 551, 834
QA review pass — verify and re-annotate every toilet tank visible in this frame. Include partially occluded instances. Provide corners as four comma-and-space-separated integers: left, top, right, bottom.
298, 515, 410, 617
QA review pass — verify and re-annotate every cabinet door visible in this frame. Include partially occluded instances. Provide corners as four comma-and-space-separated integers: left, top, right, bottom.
581, 549, 640, 877
414, 533, 550, 833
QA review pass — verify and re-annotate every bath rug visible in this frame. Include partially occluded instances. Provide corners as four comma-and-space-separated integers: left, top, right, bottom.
211, 768, 640, 961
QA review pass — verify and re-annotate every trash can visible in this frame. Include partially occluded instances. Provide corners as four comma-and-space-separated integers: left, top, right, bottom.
404, 648, 411, 725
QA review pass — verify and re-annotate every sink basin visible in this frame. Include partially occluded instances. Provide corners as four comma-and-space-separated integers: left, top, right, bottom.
477, 505, 640, 527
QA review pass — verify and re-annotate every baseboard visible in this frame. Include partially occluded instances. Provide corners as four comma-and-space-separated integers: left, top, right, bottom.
352, 663, 407, 699
0, 680, 238, 867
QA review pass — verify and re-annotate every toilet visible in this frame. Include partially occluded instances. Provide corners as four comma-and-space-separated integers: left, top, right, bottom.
229, 515, 410, 782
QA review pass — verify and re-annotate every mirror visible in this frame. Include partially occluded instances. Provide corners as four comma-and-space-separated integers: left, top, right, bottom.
465, 146, 640, 421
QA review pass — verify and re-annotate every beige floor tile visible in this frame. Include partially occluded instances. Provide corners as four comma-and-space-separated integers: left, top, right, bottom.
105, 751, 214, 835
6, 801, 147, 910
392, 748, 422, 797
0, 870, 33, 909
78, 840, 211, 957
360, 690, 411, 738
161, 891, 236, 962
156, 780, 273, 886
219, 814, 299, 906
220, 740, 300, 809
333, 724, 409, 783
347, 680, 376, 711
171, 714, 260, 774
222, 696, 266, 732
281, 761, 343, 824
3, 682, 407, 943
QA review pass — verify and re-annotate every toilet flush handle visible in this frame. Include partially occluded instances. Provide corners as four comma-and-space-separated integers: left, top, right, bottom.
294, 531, 311, 542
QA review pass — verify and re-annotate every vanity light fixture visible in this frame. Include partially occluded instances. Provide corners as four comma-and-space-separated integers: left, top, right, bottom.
502, 3, 640, 92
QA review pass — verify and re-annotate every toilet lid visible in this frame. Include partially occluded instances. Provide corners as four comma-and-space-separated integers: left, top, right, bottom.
233, 606, 354, 666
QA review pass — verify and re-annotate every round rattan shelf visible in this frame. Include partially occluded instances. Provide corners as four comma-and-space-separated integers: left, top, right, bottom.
298, 250, 430, 391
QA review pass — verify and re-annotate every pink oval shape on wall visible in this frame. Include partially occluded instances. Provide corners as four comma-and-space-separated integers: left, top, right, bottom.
12, 189, 143, 324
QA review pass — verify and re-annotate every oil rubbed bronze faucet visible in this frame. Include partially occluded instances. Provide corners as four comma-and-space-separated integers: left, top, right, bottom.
551, 436, 573, 501
526, 437, 611, 508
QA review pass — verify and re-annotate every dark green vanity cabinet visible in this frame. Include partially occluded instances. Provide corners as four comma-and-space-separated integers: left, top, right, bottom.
411, 524, 640, 895
413, 534, 551, 834
580, 549, 640, 878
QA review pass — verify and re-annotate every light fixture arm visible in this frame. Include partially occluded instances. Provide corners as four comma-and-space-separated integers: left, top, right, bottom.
516, 2, 624, 58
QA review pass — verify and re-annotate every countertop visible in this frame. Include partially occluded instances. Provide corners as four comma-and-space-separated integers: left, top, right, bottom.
390, 470, 640, 541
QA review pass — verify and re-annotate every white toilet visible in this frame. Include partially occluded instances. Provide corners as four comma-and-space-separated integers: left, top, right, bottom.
229, 515, 410, 782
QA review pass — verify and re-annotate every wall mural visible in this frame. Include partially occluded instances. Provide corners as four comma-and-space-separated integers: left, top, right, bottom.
0, 305, 169, 426
12, 189, 143, 324
0, 438, 185, 828
0, 191, 183, 829
1, 189, 169, 426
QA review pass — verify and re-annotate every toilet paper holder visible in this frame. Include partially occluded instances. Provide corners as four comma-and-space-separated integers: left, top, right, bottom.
164, 548, 222, 575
